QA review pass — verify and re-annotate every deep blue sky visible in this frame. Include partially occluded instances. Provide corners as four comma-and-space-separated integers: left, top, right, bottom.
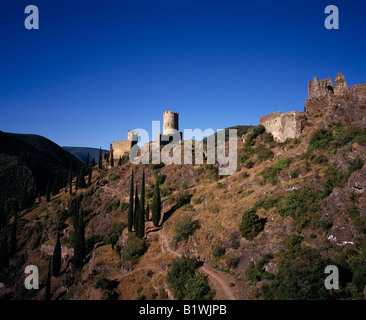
1, 0, 366, 149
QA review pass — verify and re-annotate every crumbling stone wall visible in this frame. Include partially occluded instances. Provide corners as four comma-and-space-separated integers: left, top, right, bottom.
259, 111, 305, 142
110, 130, 137, 159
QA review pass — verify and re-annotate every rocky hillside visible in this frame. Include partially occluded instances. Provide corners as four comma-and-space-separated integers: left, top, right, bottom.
0, 132, 83, 210
0, 75, 365, 301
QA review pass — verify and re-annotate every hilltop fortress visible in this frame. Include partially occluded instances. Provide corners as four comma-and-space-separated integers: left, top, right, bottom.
110, 73, 366, 157
260, 73, 366, 142
110, 110, 182, 159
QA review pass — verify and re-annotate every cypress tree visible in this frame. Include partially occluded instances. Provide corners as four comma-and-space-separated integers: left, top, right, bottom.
128, 170, 134, 232
118, 156, 122, 166
88, 167, 92, 187
68, 168, 73, 195
110, 149, 114, 167
98, 147, 103, 170
52, 233, 62, 277
91, 158, 96, 167
45, 260, 51, 300
86, 153, 90, 167
10, 212, 17, 256
152, 180, 161, 227
137, 171, 145, 239
77, 167, 86, 189
134, 185, 139, 233
145, 202, 150, 221
51, 176, 60, 196
73, 207, 85, 269
0, 235, 9, 269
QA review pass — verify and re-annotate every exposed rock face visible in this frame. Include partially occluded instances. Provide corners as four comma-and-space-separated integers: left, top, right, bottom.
348, 167, 366, 196
321, 187, 348, 216
40, 244, 74, 260
308, 76, 334, 100
259, 111, 305, 142
334, 72, 348, 96
327, 213, 357, 249
332, 142, 366, 171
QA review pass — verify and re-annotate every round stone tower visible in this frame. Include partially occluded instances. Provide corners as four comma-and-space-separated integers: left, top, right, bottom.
163, 110, 179, 135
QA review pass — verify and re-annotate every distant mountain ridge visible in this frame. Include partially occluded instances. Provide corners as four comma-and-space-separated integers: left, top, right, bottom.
63, 146, 108, 163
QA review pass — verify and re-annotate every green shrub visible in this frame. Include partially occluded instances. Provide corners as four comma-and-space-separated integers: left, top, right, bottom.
229, 233, 240, 249
167, 256, 198, 300
94, 275, 119, 300
244, 161, 254, 169
290, 168, 300, 179
245, 125, 266, 146
122, 234, 147, 261
245, 253, 274, 283
321, 165, 348, 198
239, 208, 266, 240
263, 246, 331, 300
241, 171, 249, 179
212, 245, 226, 259
85, 234, 102, 254
277, 188, 319, 224
173, 216, 198, 242
348, 157, 364, 173
193, 198, 202, 205
216, 182, 224, 188
104, 222, 125, 249
260, 158, 291, 184
238, 154, 249, 164
109, 173, 120, 182
185, 273, 214, 300
120, 202, 129, 211
255, 145, 274, 162
176, 191, 191, 207
156, 174, 167, 185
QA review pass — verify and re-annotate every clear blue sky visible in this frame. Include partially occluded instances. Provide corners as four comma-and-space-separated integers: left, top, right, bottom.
1, 0, 366, 149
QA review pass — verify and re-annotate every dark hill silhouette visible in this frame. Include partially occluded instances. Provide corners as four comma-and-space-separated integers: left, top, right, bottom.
0, 131, 83, 209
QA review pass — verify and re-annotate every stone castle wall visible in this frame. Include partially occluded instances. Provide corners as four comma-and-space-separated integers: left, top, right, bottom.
260, 73, 350, 142
259, 111, 305, 142
110, 130, 137, 159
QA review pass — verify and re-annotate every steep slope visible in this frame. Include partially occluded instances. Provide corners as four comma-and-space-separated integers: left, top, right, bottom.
0, 131, 83, 207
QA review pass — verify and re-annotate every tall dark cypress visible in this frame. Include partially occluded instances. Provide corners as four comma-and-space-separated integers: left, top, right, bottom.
10, 212, 17, 256
86, 152, 90, 167
152, 180, 161, 227
73, 207, 85, 269
134, 185, 139, 233
145, 202, 150, 221
88, 167, 92, 187
128, 170, 134, 232
137, 171, 145, 239
110, 148, 114, 167
0, 235, 9, 269
68, 168, 73, 195
98, 147, 103, 170
52, 233, 62, 277
45, 260, 51, 300
77, 167, 86, 189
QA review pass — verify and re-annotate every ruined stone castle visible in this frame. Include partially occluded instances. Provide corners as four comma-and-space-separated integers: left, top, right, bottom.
259, 72, 364, 142
110, 110, 181, 158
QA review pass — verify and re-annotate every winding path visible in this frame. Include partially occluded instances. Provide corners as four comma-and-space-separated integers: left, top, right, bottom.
154, 232, 236, 300
103, 185, 237, 300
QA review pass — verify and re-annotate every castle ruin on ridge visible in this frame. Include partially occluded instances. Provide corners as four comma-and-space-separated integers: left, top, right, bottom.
110, 110, 182, 158
259, 72, 352, 142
